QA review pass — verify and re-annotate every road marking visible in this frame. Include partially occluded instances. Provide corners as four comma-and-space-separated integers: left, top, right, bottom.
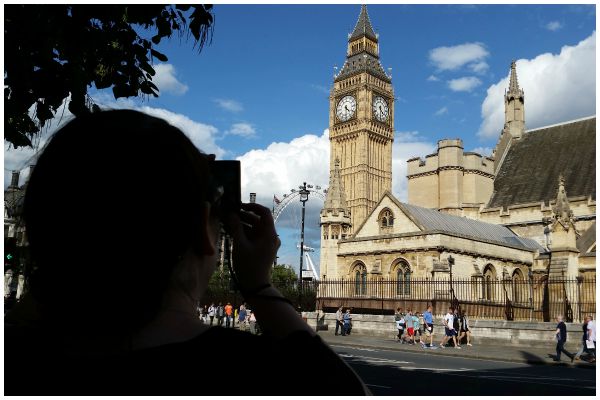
441, 371, 595, 390
365, 384, 392, 389
339, 354, 412, 364
397, 366, 474, 372
331, 345, 379, 352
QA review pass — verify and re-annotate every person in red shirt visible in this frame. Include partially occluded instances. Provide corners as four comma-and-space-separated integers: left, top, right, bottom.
224, 303, 233, 328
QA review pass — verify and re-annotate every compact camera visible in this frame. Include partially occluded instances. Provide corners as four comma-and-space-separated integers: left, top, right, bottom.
211, 160, 242, 221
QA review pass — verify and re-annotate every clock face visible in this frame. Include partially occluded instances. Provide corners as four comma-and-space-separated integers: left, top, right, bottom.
373, 96, 389, 122
336, 95, 357, 122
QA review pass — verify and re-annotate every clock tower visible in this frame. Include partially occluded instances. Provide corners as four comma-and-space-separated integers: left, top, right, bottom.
327, 5, 394, 232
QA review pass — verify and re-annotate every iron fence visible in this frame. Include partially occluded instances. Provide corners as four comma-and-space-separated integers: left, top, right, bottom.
201, 277, 595, 322
315, 278, 596, 322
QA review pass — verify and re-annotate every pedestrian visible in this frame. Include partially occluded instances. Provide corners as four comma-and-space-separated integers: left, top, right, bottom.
413, 312, 424, 347
225, 302, 233, 328
238, 304, 247, 331
404, 309, 414, 344
342, 309, 352, 336
197, 303, 204, 321
208, 303, 216, 326
335, 306, 344, 336
394, 307, 404, 342
458, 309, 472, 347
586, 315, 596, 361
249, 311, 257, 335
202, 305, 208, 324
440, 307, 460, 349
216, 303, 225, 327
574, 315, 591, 362
423, 305, 434, 348
5, 110, 369, 395
554, 314, 574, 362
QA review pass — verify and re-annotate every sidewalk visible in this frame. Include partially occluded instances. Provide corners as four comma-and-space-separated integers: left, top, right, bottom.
317, 330, 596, 368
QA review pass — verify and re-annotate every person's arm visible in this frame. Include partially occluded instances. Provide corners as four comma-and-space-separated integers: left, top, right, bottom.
227, 203, 313, 338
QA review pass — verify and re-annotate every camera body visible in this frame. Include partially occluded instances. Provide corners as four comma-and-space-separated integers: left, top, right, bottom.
211, 160, 242, 221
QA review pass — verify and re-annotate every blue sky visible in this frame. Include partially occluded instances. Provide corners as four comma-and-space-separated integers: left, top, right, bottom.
4, 4, 596, 272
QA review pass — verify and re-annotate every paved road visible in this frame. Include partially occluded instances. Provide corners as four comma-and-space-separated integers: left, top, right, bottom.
332, 344, 596, 395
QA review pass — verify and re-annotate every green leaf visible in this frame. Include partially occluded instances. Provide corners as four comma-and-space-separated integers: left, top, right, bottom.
150, 49, 168, 62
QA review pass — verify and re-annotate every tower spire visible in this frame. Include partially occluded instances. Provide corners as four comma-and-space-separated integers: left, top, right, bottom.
508, 60, 521, 96
324, 158, 349, 211
552, 175, 574, 226
349, 5, 377, 42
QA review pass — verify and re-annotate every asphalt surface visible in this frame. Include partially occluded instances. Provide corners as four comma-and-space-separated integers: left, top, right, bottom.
333, 344, 596, 395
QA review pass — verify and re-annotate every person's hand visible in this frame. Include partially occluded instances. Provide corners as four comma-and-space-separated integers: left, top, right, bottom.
227, 203, 281, 291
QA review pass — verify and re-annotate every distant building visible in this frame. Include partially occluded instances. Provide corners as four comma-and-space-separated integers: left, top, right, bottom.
319, 6, 595, 320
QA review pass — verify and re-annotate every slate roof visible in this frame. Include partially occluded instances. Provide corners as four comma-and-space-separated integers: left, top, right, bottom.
349, 5, 378, 42
577, 222, 596, 255
400, 201, 545, 252
335, 52, 390, 83
488, 117, 596, 209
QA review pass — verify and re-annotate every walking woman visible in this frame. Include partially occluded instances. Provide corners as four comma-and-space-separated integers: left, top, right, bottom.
458, 310, 472, 347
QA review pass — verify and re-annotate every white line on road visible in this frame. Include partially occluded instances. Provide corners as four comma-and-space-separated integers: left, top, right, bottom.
339, 354, 412, 364
365, 384, 392, 389
441, 371, 594, 390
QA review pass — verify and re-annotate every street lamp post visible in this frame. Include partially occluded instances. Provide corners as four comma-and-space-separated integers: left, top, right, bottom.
528, 269, 534, 321
448, 255, 457, 312
298, 182, 310, 310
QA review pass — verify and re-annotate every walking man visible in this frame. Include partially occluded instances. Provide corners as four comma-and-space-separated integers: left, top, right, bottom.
208, 303, 216, 326
216, 302, 224, 326
225, 302, 233, 328
335, 306, 344, 336
405, 309, 414, 344
554, 314, 574, 362
423, 306, 434, 348
440, 307, 460, 349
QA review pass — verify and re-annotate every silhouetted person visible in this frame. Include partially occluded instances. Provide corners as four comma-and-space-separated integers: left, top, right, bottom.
5, 110, 368, 395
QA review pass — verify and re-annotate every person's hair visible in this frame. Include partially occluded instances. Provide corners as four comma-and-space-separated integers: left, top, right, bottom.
25, 110, 213, 334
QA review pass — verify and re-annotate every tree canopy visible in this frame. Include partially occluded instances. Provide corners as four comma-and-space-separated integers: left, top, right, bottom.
4, 5, 214, 148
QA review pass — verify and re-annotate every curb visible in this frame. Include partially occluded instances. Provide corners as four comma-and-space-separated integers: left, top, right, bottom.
320, 334, 596, 369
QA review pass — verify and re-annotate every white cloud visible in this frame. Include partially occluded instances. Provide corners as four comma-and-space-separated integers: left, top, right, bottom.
469, 61, 489, 74
214, 98, 244, 113
4, 95, 226, 188
427, 75, 440, 82
153, 64, 188, 95
470, 147, 493, 157
546, 21, 563, 31
391, 136, 437, 202
478, 31, 596, 138
237, 128, 436, 208
237, 130, 330, 204
429, 42, 489, 71
227, 122, 257, 138
434, 106, 448, 116
448, 76, 482, 92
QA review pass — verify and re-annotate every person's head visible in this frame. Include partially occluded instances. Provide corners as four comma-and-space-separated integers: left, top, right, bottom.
589, 315, 595, 321
219, 302, 223, 307
339, 306, 343, 311
556, 314, 564, 322
427, 306, 432, 312
25, 110, 223, 335
396, 307, 401, 312
449, 307, 454, 313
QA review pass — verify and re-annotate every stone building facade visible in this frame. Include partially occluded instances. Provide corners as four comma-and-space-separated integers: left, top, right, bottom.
319, 5, 595, 298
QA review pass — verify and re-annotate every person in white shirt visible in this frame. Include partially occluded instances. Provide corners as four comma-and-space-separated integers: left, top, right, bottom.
207, 303, 216, 326
439, 307, 460, 349
587, 316, 596, 360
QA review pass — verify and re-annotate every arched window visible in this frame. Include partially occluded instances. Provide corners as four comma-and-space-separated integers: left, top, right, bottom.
393, 260, 411, 296
512, 269, 525, 304
482, 265, 496, 301
378, 208, 394, 228
353, 263, 367, 296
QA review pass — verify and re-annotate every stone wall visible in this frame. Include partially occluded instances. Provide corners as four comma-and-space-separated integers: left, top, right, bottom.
304, 312, 584, 348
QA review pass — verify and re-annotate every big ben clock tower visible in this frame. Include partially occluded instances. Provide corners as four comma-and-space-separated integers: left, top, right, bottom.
327, 5, 394, 232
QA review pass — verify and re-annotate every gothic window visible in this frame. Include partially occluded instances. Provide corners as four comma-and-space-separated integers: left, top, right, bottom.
393, 260, 411, 296
512, 269, 525, 304
378, 208, 394, 231
353, 263, 367, 296
482, 265, 496, 301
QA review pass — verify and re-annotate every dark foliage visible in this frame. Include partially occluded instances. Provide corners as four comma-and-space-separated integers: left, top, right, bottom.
5, 5, 214, 148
